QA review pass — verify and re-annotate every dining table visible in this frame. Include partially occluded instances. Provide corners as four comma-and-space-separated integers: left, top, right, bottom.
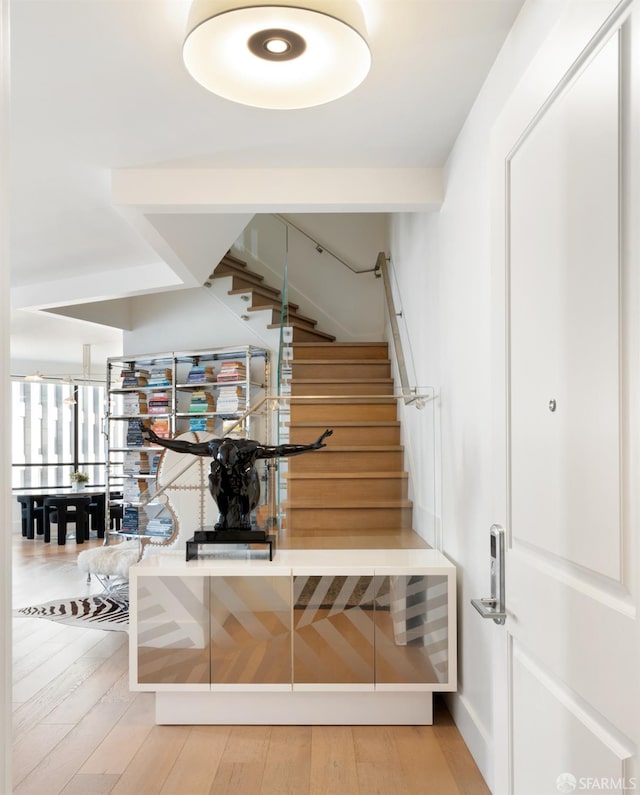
14, 487, 106, 542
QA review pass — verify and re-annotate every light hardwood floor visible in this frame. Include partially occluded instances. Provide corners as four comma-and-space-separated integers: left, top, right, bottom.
12, 534, 490, 795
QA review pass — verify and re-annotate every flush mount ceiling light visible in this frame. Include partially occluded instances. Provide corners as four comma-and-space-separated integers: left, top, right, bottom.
183, 0, 371, 109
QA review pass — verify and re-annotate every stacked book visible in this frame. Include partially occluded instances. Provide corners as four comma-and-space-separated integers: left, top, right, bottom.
147, 367, 172, 387
149, 452, 161, 475
186, 364, 215, 384
123, 451, 149, 476
122, 506, 142, 534
189, 416, 216, 433
122, 393, 147, 416
126, 419, 144, 447
145, 516, 173, 537
120, 367, 149, 387
216, 385, 243, 414
149, 418, 171, 441
216, 360, 247, 383
148, 391, 171, 415
188, 390, 215, 414
123, 479, 149, 504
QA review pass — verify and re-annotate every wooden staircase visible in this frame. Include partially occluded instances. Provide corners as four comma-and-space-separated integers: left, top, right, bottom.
211, 253, 336, 343
283, 342, 426, 549
210, 252, 425, 548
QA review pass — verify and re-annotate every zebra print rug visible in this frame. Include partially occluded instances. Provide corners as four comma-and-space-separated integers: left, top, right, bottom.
14, 594, 129, 632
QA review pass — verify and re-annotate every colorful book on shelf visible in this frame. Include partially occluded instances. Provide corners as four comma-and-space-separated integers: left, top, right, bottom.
122, 506, 141, 533
120, 369, 149, 387
186, 365, 215, 384
145, 516, 173, 536
126, 419, 144, 447
216, 360, 247, 382
149, 418, 171, 441
147, 392, 171, 414
216, 385, 243, 413
189, 416, 216, 433
147, 367, 172, 387
123, 451, 149, 475
122, 393, 147, 416
188, 390, 215, 413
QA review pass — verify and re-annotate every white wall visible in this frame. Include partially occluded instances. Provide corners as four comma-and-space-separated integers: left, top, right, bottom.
123, 214, 387, 355
389, 0, 570, 786
122, 286, 271, 356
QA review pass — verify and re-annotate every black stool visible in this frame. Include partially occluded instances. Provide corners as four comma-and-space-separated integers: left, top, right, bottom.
16, 495, 46, 539
44, 496, 91, 545
87, 493, 106, 538
108, 492, 123, 533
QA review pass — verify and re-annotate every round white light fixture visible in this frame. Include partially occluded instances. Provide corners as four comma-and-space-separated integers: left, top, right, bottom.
183, 1, 371, 109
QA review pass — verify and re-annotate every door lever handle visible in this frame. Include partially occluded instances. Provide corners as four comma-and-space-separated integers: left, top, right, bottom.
471, 524, 507, 625
471, 597, 506, 624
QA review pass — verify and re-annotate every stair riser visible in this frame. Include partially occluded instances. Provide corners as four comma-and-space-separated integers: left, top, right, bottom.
288, 425, 400, 445
292, 362, 390, 379
293, 344, 388, 361
287, 450, 404, 473
291, 381, 394, 397
285, 507, 413, 531
287, 478, 408, 501
290, 403, 397, 422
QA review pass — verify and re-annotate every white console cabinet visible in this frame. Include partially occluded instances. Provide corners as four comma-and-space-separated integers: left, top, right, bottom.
130, 549, 456, 725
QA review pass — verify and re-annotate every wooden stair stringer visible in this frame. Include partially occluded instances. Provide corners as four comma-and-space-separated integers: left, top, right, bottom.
209, 252, 336, 343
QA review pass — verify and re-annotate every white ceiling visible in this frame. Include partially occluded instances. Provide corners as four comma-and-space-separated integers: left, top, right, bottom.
9, 0, 525, 368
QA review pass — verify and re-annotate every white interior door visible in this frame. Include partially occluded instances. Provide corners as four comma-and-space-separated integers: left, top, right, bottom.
492, 6, 640, 794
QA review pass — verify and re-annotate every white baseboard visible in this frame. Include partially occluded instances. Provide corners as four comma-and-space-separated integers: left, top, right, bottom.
444, 691, 493, 792
156, 690, 434, 726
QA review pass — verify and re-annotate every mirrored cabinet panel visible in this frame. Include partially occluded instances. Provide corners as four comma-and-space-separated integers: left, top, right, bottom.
136, 575, 210, 686
210, 575, 291, 686
293, 573, 376, 685
374, 574, 449, 685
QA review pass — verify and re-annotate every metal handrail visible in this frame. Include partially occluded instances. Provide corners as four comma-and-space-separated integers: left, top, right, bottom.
376, 252, 423, 406
275, 214, 379, 275
139, 387, 434, 507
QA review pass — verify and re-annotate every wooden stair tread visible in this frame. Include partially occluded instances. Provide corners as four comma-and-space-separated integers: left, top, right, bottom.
293, 342, 386, 348
289, 420, 400, 427
284, 471, 408, 479
227, 286, 294, 306
310, 445, 403, 452
291, 378, 393, 384
285, 500, 413, 508
213, 263, 265, 283
290, 398, 396, 406
292, 359, 390, 365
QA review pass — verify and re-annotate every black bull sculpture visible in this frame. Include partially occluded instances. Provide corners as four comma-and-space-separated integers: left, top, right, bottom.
145, 426, 333, 531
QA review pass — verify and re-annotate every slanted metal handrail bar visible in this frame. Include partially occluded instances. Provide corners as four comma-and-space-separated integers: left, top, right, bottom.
275, 214, 379, 275
377, 252, 423, 406
140, 386, 434, 507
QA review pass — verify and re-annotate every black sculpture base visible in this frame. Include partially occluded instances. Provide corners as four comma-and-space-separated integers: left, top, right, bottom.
186, 528, 276, 562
